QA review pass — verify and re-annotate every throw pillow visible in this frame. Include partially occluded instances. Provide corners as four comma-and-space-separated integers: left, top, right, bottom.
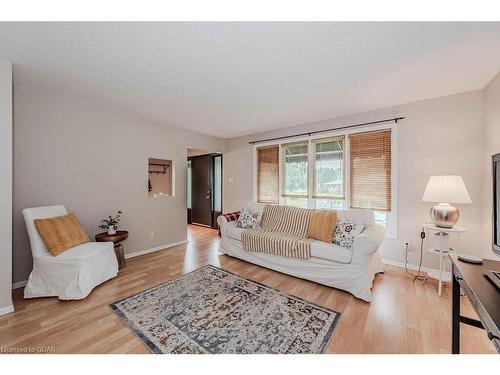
307, 209, 337, 243
34, 213, 90, 256
333, 220, 365, 248
236, 208, 262, 230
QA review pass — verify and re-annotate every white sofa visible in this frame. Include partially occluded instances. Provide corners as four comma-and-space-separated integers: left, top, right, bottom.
217, 203, 385, 302
22, 205, 119, 300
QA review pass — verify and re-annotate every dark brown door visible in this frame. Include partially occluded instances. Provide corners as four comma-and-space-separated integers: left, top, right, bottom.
191, 155, 213, 226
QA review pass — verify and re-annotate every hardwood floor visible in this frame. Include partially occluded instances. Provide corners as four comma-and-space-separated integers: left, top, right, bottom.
0, 225, 496, 354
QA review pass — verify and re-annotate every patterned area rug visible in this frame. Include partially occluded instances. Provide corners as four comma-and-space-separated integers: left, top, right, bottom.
110, 265, 340, 354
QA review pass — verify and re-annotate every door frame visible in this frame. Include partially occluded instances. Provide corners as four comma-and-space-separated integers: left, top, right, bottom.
187, 153, 223, 228
212, 154, 223, 229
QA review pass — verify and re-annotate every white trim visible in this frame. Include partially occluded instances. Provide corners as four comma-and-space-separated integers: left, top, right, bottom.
278, 143, 283, 203
252, 147, 257, 202
381, 259, 452, 282
0, 305, 14, 316
344, 135, 351, 208
171, 160, 176, 197
124, 240, 188, 259
386, 124, 398, 239
147, 155, 175, 198
307, 139, 314, 208
12, 280, 27, 290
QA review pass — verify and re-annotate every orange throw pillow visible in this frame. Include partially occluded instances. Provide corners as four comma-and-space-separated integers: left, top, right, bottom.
34, 213, 90, 256
307, 209, 337, 243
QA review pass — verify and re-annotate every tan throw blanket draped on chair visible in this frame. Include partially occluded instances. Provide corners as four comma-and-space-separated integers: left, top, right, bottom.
241, 205, 313, 259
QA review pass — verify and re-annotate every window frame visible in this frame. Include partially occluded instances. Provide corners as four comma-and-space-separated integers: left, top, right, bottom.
252, 123, 398, 239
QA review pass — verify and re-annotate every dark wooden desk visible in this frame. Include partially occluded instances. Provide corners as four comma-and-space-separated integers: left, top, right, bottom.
450, 253, 500, 353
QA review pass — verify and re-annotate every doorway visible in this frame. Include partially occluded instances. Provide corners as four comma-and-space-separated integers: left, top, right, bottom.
187, 149, 222, 228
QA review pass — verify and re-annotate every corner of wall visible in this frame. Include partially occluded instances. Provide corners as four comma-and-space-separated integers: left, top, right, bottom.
0, 58, 13, 314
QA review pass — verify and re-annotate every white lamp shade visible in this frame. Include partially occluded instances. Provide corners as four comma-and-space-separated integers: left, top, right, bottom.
422, 175, 472, 204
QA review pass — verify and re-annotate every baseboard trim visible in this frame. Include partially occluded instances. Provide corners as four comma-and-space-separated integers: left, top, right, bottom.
0, 304, 14, 316
381, 259, 452, 282
125, 240, 188, 260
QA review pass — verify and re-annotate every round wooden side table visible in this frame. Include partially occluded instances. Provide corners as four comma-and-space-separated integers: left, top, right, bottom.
95, 230, 129, 270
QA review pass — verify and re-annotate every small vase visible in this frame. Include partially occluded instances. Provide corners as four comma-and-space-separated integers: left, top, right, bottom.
107, 226, 116, 235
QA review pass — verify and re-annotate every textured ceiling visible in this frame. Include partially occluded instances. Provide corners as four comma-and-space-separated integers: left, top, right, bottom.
1, 22, 499, 138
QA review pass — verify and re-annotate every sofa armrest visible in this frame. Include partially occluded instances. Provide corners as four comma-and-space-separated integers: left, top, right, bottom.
352, 223, 385, 259
217, 215, 229, 236
217, 211, 240, 236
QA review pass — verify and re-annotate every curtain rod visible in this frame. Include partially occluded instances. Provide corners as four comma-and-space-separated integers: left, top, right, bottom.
248, 116, 405, 145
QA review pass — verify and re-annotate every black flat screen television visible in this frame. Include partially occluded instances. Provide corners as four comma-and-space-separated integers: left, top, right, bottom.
493, 153, 500, 257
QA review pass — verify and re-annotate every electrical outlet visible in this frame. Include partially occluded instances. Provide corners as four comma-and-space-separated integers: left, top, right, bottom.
404, 241, 410, 251
149, 232, 154, 239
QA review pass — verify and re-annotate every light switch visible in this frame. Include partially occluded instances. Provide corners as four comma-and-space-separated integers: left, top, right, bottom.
227, 177, 234, 183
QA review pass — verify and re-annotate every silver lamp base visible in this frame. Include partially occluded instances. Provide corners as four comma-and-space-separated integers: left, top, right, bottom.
430, 203, 459, 228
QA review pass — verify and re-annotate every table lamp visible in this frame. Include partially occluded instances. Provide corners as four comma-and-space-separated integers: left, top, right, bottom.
422, 175, 471, 228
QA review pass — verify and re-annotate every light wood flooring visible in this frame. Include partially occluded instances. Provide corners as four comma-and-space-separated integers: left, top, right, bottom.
0, 225, 496, 354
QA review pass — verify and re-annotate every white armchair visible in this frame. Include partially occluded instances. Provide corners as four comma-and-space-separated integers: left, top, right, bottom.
22, 205, 118, 300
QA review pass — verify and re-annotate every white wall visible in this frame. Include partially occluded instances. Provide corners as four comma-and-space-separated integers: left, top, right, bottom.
483, 72, 500, 259
224, 90, 486, 270
13, 86, 225, 284
0, 60, 13, 315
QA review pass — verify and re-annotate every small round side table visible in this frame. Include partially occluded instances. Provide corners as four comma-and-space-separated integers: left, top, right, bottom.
95, 230, 129, 270
426, 248, 450, 296
422, 223, 466, 296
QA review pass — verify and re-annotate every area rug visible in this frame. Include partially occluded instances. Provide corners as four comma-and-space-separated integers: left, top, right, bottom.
110, 265, 340, 354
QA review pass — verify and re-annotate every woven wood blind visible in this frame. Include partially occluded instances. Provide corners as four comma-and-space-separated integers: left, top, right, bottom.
257, 145, 279, 203
349, 129, 391, 211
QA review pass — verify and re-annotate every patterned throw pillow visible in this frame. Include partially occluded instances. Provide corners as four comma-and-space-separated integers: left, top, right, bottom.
236, 208, 262, 230
333, 220, 365, 248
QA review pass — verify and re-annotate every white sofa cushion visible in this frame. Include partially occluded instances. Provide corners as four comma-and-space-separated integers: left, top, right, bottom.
23, 204, 68, 257
224, 221, 352, 264
54, 241, 115, 261
310, 240, 352, 264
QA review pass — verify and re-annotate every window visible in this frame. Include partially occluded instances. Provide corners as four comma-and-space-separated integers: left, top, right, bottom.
349, 129, 391, 211
253, 125, 396, 238
313, 137, 345, 209
282, 142, 308, 197
256, 145, 279, 203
